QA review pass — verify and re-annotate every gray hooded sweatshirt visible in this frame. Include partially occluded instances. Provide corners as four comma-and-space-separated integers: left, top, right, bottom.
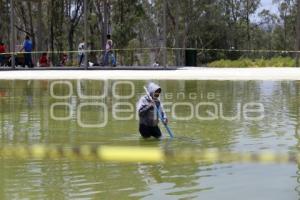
137, 82, 167, 127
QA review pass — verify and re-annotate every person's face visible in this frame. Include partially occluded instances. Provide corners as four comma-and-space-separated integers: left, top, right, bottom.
153, 92, 160, 99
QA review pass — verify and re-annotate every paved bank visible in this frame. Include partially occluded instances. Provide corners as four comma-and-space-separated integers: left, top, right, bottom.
0, 67, 300, 80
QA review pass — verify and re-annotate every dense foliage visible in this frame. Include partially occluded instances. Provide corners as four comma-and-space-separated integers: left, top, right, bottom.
0, 0, 299, 66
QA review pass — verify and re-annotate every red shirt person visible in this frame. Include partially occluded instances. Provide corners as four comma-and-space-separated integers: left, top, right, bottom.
0, 42, 5, 66
0, 42, 5, 53
39, 53, 50, 67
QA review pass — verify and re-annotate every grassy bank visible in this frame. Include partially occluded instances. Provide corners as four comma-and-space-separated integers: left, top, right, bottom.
207, 57, 296, 68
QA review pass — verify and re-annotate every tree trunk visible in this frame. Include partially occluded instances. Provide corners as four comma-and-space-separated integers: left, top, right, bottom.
284, 13, 287, 50
27, 2, 35, 48
68, 28, 74, 62
246, 0, 251, 50
175, 1, 180, 66
102, 0, 109, 60
37, 0, 43, 52
296, 0, 300, 67
50, 0, 54, 64
0, 1, 3, 37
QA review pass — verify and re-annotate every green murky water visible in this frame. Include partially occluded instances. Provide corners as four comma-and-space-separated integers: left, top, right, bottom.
0, 80, 300, 199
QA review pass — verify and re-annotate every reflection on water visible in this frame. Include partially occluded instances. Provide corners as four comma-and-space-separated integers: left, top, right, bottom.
0, 80, 300, 199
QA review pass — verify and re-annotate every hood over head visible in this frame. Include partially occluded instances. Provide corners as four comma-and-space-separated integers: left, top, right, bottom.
147, 82, 161, 96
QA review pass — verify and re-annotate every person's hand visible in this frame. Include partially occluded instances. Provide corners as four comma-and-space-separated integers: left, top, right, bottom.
148, 100, 156, 108
163, 118, 168, 125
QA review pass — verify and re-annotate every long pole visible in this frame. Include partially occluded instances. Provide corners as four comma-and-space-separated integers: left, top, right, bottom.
10, 0, 15, 69
84, 0, 88, 69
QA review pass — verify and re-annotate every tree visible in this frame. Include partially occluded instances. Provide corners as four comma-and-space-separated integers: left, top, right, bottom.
2, 0, 300, 67
65, 0, 84, 60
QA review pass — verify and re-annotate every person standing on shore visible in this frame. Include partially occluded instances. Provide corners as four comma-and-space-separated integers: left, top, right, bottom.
20, 35, 34, 68
0, 41, 6, 66
78, 38, 85, 66
103, 34, 116, 66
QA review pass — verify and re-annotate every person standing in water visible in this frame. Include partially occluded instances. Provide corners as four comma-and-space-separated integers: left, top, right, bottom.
137, 82, 168, 139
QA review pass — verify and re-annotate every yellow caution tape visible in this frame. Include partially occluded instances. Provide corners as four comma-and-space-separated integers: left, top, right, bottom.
99, 146, 164, 163
0, 145, 299, 164
0, 145, 164, 163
